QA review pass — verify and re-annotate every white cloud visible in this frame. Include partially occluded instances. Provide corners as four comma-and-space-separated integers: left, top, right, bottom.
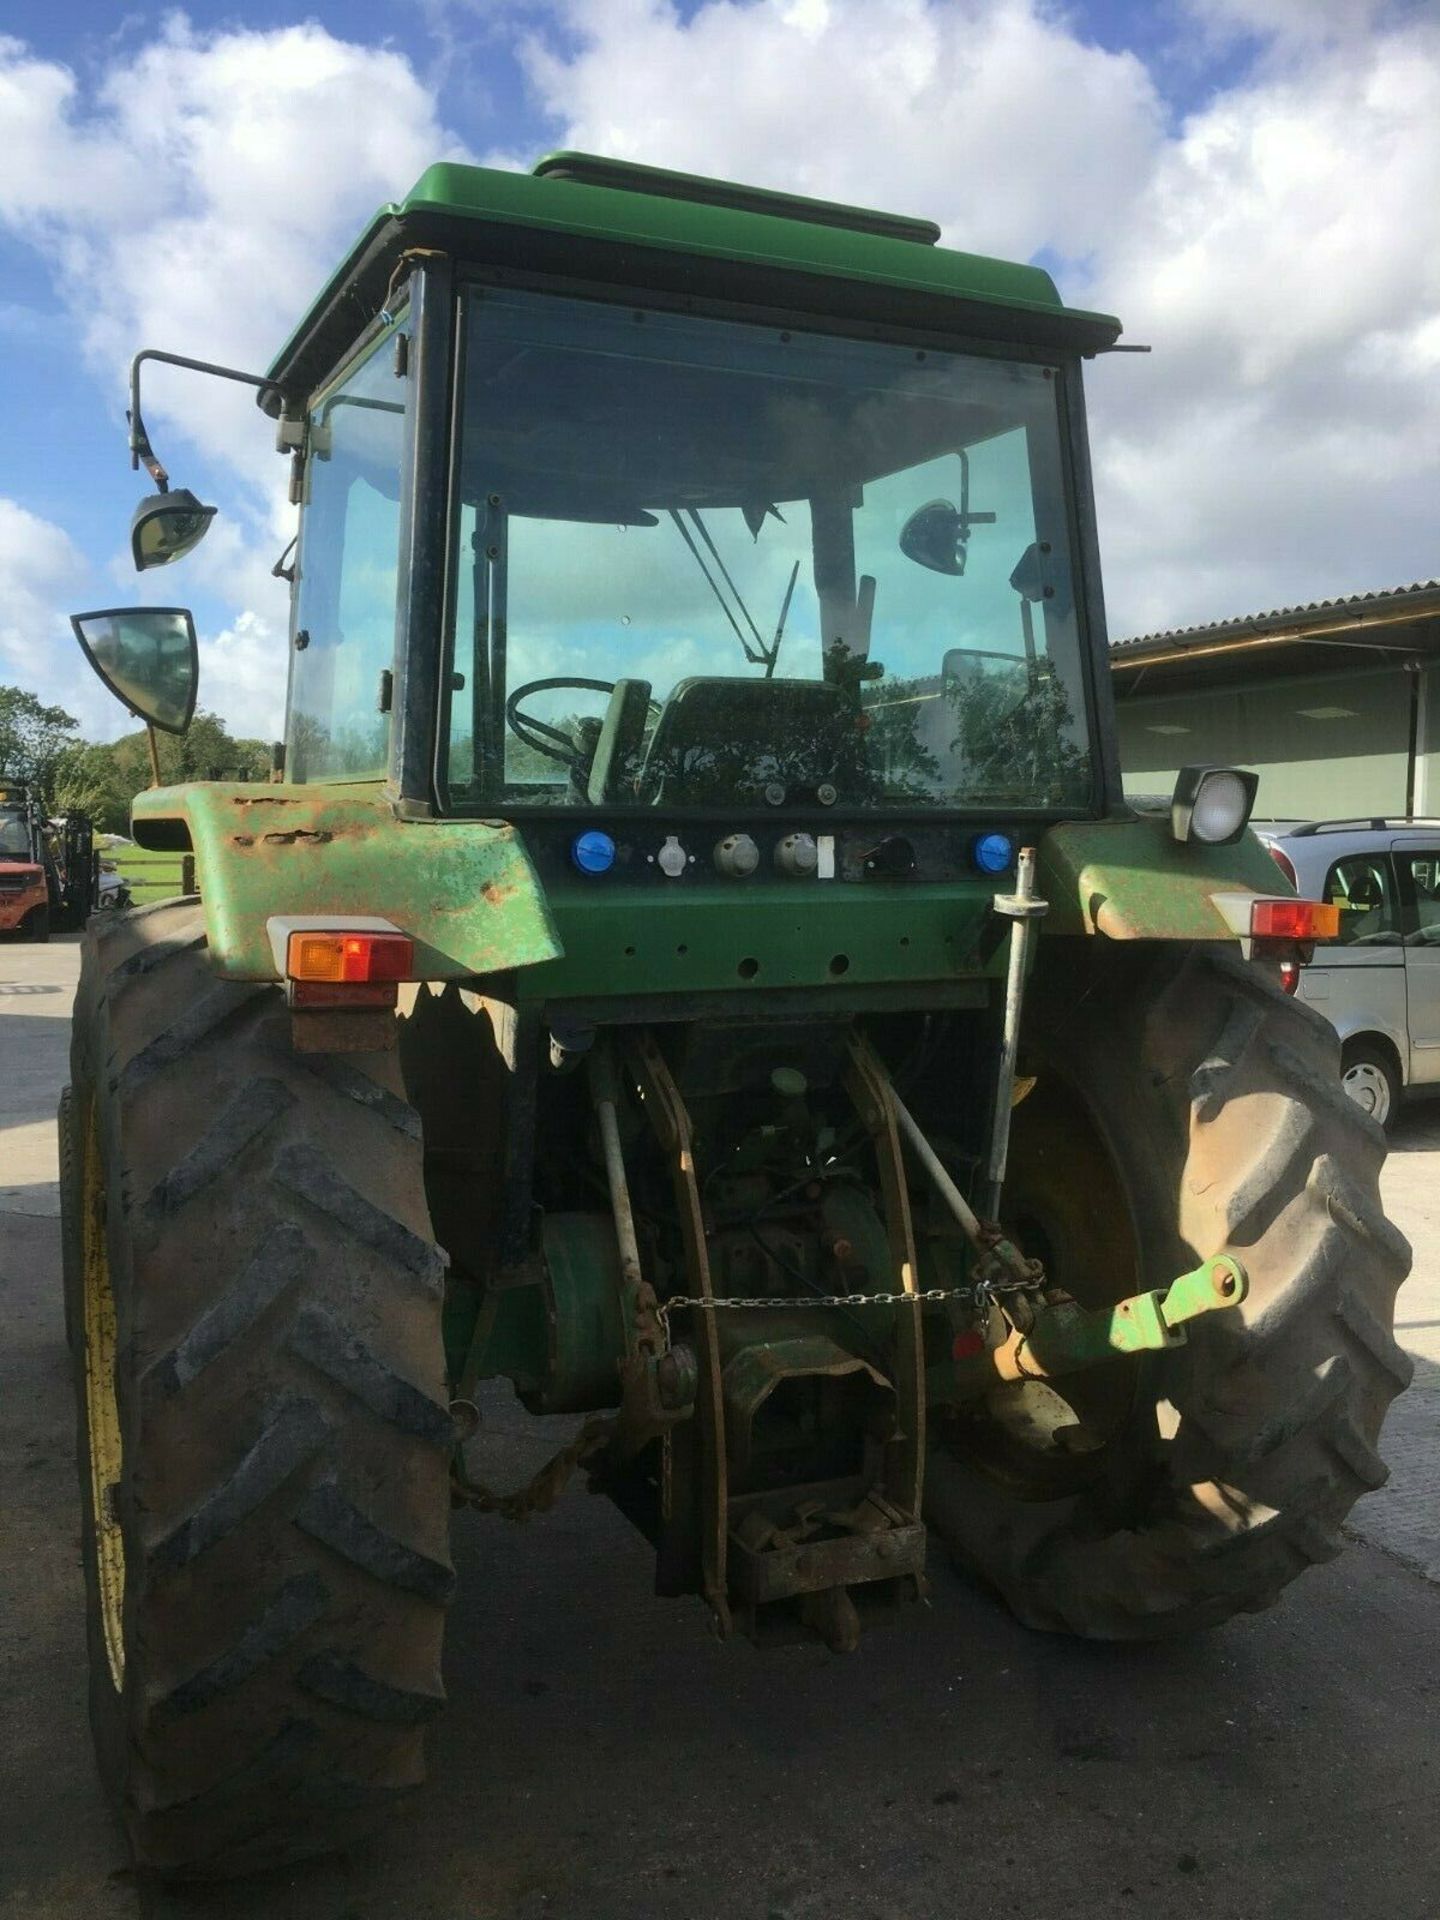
2, 0, 1438, 752
521, 0, 1163, 263
1181, 0, 1395, 49
0, 20, 466, 738
1086, 16, 1440, 630
0, 497, 125, 738
525, 0, 1440, 635
199, 610, 288, 743
0, 23, 463, 425
0, 497, 84, 676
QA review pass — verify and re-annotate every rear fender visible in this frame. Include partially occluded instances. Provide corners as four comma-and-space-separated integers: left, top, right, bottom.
130, 783, 560, 981
1038, 817, 1290, 941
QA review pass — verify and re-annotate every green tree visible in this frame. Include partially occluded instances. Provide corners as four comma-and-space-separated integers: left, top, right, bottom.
53, 711, 272, 834
52, 740, 129, 832
0, 686, 82, 800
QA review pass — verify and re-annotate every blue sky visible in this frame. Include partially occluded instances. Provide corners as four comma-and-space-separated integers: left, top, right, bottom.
1, 0, 1436, 740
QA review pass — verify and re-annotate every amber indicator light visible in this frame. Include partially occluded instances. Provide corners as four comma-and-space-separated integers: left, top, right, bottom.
1250, 899, 1340, 941
286, 930, 415, 983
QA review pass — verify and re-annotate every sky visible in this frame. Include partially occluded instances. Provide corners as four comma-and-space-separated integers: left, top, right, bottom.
0, 0, 1436, 742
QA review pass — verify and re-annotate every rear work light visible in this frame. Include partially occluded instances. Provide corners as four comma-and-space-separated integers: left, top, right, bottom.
1251, 898, 1340, 941
1170, 765, 1260, 846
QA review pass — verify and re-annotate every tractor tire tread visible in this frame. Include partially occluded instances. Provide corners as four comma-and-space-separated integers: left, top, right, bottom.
141, 1222, 310, 1400
66, 900, 451, 1879
926, 942, 1411, 1639
295, 1477, 458, 1604
276, 1143, 445, 1291
139, 1077, 296, 1220
285, 1302, 455, 1448
147, 1397, 332, 1572
297, 1651, 446, 1724
152, 1575, 331, 1723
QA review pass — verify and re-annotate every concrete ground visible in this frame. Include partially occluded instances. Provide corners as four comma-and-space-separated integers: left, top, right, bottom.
3, 933, 1439, 1920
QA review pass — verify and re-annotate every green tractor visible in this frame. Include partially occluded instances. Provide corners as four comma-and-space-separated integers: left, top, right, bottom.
62, 153, 1410, 1879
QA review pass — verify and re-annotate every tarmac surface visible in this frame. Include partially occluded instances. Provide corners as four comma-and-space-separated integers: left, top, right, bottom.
3, 932, 1439, 1920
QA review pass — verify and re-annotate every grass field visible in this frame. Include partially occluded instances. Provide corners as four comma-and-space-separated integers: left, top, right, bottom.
108, 846, 195, 904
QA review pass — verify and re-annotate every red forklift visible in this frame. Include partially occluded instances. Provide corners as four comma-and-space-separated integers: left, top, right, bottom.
0, 780, 98, 939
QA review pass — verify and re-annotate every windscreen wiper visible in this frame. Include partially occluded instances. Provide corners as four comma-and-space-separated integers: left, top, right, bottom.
668, 508, 783, 672
767, 561, 799, 681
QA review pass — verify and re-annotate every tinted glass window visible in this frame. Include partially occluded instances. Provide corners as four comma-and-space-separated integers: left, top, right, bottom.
288, 330, 406, 782
1324, 854, 1399, 945
443, 289, 1092, 813
0, 814, 32, 859
1399, 850, 1440, 944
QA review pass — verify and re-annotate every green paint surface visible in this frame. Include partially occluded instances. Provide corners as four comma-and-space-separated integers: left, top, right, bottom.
130, 783, 560, 981
270, 161, 1120, 381
1038, 817, 1287, 940
405, 163, 1082, 315
522, 880, 1006, 1001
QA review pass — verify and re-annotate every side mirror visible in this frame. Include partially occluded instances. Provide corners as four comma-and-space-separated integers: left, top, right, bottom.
942, 647, 1031, 725
899, 499, 967, 575
70, 607, 199, 735
130, 488, 217, 571
898, 491, 998, 578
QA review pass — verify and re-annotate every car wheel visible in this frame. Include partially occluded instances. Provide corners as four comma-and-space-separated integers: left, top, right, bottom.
1341, 1039, 1399, 1129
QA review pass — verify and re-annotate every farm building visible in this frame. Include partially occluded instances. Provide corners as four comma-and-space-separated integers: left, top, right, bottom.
1111, 581, 1440, 822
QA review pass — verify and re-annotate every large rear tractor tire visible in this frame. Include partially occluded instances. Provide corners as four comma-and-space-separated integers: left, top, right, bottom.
926, 943, 1412, 1638
63, 899, 455, 1877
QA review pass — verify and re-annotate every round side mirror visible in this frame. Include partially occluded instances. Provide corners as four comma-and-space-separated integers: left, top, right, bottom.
130, 489, 217, 571
899, 498, 965, 575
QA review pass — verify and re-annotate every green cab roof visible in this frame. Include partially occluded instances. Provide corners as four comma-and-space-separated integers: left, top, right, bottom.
267, 154, 1122, 395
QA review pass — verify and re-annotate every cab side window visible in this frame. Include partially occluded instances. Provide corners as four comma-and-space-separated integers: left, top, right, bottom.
1323, 855, 1399, 945
1399, 852, 1440, 944
288, 329, 406, 783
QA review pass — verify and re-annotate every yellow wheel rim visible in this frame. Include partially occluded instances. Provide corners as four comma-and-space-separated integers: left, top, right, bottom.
81, 1102, 126, 1690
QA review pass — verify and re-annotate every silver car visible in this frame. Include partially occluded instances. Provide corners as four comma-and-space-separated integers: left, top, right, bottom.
1258, 817, 1440, 1127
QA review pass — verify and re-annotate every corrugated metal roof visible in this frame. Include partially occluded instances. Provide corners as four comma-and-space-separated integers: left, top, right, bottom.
1111, 580, 1440, 655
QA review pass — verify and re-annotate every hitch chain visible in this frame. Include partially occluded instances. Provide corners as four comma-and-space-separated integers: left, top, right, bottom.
451, 1278, 1045, 1522
657, 1278, 1034, 1328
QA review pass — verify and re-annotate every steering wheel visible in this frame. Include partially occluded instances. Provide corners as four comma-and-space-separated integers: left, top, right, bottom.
504, 678, 623, 766
505, 676, 662, 772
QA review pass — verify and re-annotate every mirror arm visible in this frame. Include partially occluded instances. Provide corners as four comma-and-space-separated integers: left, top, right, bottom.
126, 403, 169, 492
128, 348, 291, 479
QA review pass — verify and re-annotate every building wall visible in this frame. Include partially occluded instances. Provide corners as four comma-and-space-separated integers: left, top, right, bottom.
1114, 661, 1429, 822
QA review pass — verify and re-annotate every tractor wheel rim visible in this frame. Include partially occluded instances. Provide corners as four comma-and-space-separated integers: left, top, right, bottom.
1343, 1062, 1391, 1125
81, 1102, 126, 1690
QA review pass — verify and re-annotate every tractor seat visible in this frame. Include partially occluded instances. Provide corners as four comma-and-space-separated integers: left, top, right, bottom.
586, 679, 655, 805
636, 676, 854, 805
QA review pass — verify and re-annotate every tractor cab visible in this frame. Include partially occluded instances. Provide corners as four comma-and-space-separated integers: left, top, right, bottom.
262, 160, 1107, 837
